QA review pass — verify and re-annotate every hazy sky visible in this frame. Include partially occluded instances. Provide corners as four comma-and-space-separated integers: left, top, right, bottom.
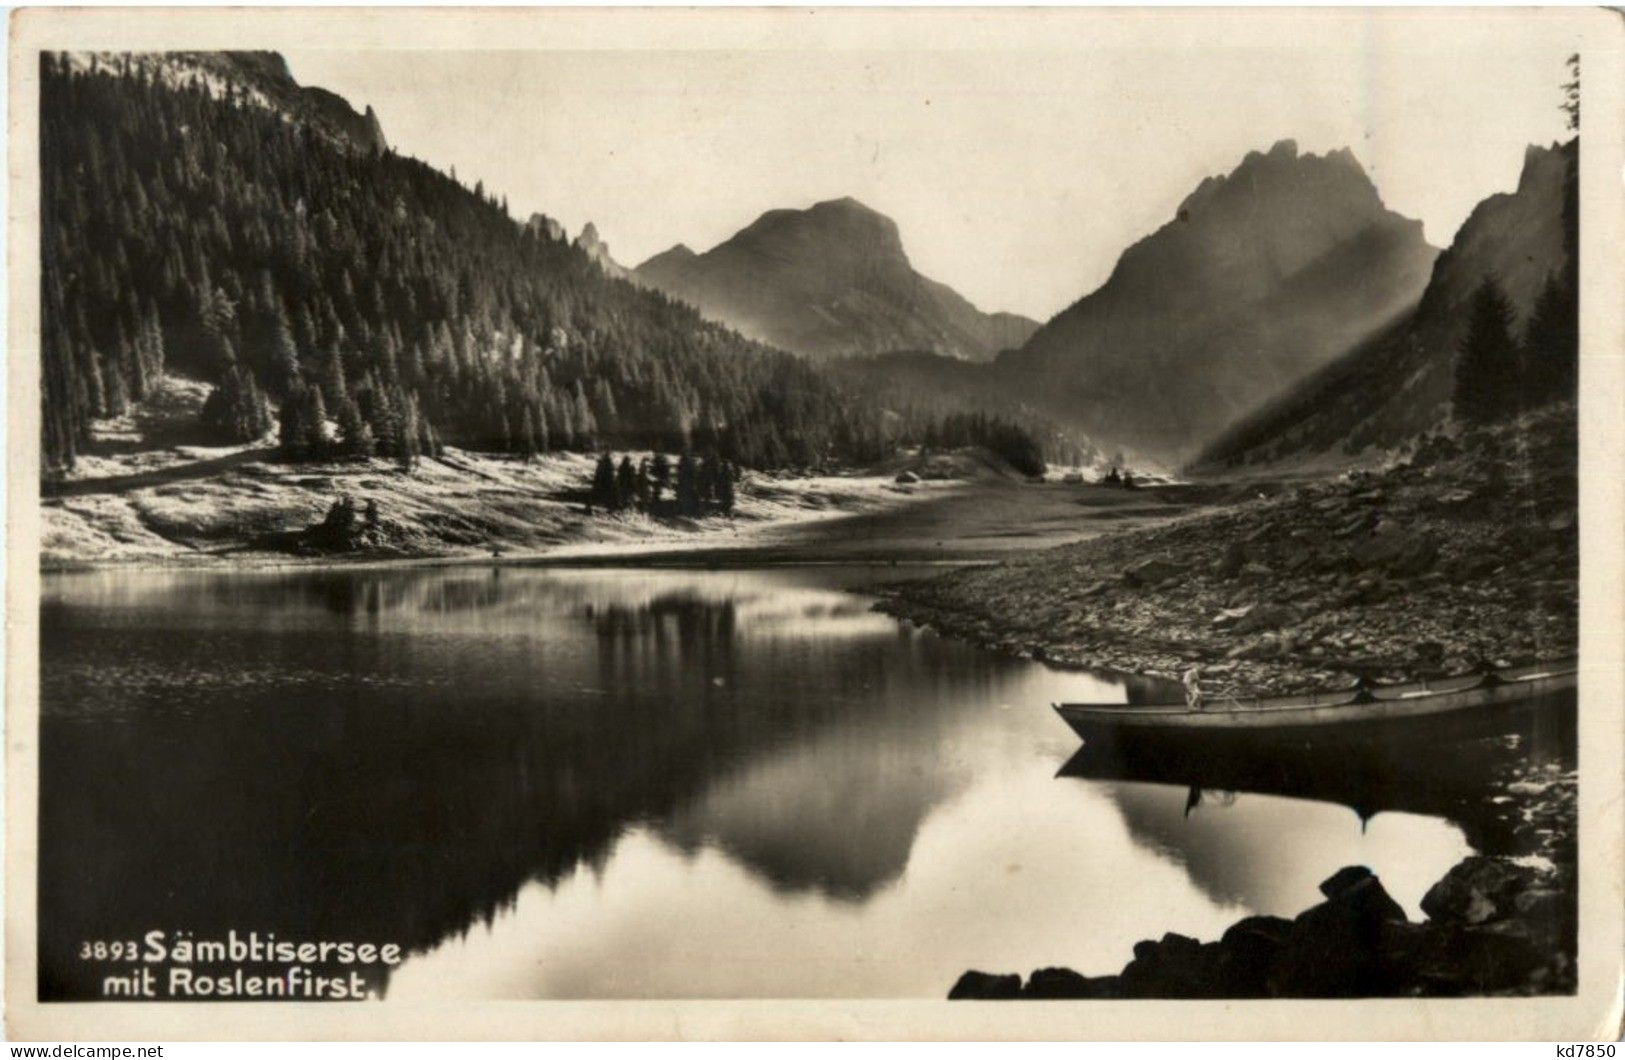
286, 15, 1578, 321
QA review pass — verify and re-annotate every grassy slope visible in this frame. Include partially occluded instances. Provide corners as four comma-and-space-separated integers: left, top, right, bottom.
41, 377, 931, 568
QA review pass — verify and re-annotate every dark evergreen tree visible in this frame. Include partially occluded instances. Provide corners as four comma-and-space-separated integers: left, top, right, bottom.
615, 456, 636, 511
199, 366, 272, 443
1521, 272, 1578, 407
1454, 276, 1521, 425
591, 452, 616, 509
716, 460, 736, 514
519, 406, 539, 463
279, 384, 308, 457
300, 385, 331, 457
634, 459, 652, 509
697, 454, 719, 506
336, 394, 376, 458
650, 453, 671, 503
396, 393, 422, 471
675, 452, 698, 516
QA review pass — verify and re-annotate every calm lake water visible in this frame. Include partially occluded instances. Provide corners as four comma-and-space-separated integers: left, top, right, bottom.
41, 564, 1546, 1000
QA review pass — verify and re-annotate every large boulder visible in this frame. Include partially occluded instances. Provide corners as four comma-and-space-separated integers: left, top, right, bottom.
1021, 967, 1122, 999
1319, 865, 1375, 898
1267, 869, 1409, 997
948, 970, 1021, 1000
1216, 916, 1294, 997
1420, 856, 1546, 926
1119, 932, 1231, 998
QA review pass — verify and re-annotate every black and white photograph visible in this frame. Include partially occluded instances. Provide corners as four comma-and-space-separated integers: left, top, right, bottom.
6, 6, 1623, 1042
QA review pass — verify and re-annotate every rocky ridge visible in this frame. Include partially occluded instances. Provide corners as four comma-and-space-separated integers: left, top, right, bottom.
65, 51, 389, 156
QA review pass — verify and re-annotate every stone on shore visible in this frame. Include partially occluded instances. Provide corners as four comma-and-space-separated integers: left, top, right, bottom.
1420, 855, 1548, 925
1021, 967, 1122, 999
948, 970, 1022, 999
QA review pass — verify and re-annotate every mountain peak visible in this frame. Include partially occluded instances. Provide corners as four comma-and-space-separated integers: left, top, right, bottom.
637, 243, 696, 271
1003, 139, 1438, 461
1181, 141, 1381, 220
736, 197, 900, 244
1265, 138, 1299, 160
1195, 137, 1575, 471
634, 199, 1036, 361
812, 195, 879, 215
574, 222, 631, 280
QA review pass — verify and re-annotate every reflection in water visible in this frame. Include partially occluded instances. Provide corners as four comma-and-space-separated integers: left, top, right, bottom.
1100, 785, 1465, 918
43, 565, 1496, 999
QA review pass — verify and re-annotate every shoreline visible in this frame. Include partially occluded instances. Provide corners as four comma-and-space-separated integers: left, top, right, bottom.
952, 851, 1577, 1000
878, 409, 1578, 696
41, 448, 956, 574
42, 458, 1212, 576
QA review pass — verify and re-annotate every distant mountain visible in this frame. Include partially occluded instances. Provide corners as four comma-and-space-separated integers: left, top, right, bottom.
1192, 139, 1577, 472
997, 140, 1440, 464
634, 197, 1038, 362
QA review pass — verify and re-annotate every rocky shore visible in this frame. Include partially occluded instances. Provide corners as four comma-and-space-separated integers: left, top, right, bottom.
950, 853, 1576, 1000
922, 408, 1580, 1000
879, 407, 1577, 696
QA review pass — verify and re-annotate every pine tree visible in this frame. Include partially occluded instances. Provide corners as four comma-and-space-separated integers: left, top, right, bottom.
634, 460, 652, 510
200, 366, 272, 443
519, 406, 539, 463
319, 346, 349, 412
591, 452, 616, 509
263, 311, 301, 394
650, 452, 671, 503
717, 460, 737, 514
697, 454, 718, 507
397, 394, 422, 471
1454, 277, 1521, 426
102, 357, 130, 418
615, 456, 636, 511
1521, 272, 1578, 408
279, 386, 307, 457
301, 385, 330, 457
337, 395, 376, 458
675, 452, 698, 516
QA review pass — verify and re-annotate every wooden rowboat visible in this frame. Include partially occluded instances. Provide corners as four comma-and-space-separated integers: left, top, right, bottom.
1054, 658, 1578, 741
